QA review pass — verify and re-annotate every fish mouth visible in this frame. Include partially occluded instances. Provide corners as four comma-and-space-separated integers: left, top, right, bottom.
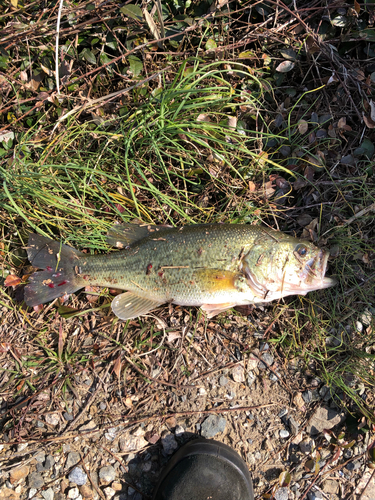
299, 249, 336, 291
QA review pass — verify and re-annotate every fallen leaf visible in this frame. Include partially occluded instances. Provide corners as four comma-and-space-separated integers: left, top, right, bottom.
363, 115, 375, 129
276, 61, 294, 73
33, 304, 44, 313
298, 119, 308, 134
113, 355, 122, 378
4, 274, 21, 287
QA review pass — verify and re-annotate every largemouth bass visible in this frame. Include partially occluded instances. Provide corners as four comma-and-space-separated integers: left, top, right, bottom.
24, 223, 335, 319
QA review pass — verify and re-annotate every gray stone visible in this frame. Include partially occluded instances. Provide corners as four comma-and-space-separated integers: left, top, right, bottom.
100, 402, 107, 410
68, 467, 87, 486
319, 385, 331, 402
41, 488, 54, 500
105, 426, 119, 442
247, 372, 256, 387
219, 376, 228, 386
99, 465, 116, 483
288, 416, 300, 434
278, 408, 288, 418
274, 487, 289, 500
28, 472, 44, 489
307, 407, 345, 436
175, 425, 185, 437
44, 455, 55, 470
63, 412, 74, 421
307, 490, 323, 500
201, 415, 227, 438
299, 438, 314, 454
279, 429, 290, 439
66, 452, 81, 469
161, 433, 178, 455
302, 390, 320, 404
259, 352, 274, 369
35, 452, 45, 463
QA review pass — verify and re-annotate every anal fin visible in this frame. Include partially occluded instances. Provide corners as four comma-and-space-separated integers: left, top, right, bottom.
111, 292, 164, 320
201, 302, 237, 318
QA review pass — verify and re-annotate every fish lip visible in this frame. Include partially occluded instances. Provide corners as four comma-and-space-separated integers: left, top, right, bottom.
301, 249, 336, 289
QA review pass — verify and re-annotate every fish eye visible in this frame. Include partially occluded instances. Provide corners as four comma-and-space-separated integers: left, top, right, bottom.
295, 244, 308, 257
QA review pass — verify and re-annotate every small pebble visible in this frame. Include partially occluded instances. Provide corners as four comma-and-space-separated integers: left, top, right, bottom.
45, 413, 59, 426
28, 472, 44, 489
41, 488, 54, 500
175, 425, 185, 437
99, 466, 116, 483
100, 402, 107, 410
67, 487, 81, 499
63, 412, 74, 421
278, 408, 288, 418
219, 375, 228, 386
103, 487, 116, 499
274, 487, 289, 500
68, 467, 87, 486
279, 429, 290, 439
44, 455, 55, 470
66, 452, 81, 469
161, 433, 178, 455
201, 415, 227, 438
259, 352, 274, 369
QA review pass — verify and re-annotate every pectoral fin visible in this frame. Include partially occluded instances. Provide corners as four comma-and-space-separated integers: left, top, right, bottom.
201, 303, 237, 318
111, 292, 164, 320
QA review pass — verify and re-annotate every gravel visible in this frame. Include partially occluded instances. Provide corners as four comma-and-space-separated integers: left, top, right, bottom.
68, 467, 88, 486
66, 452, 81, 469
28, 472, 45, 489
99, 465, 117, 483
201, 415, 227, 438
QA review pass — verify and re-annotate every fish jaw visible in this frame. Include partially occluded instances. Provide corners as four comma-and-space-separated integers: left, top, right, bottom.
298, 249, 336, 292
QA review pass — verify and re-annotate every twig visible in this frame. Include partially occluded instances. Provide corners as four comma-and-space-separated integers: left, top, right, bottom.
81, 461, 106, 500
2, 403, 276, 446
59, 362, 112, 435
55, 0, 64, 94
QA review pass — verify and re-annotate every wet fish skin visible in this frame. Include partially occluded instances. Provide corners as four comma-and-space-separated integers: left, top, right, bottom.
24, 223, 335, 319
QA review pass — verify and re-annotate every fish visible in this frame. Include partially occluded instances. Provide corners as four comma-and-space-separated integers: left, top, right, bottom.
24, 223, 336, 320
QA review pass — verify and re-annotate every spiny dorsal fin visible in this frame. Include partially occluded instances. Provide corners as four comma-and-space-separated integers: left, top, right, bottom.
111, 291, 164, 320
107, 223, 174, 248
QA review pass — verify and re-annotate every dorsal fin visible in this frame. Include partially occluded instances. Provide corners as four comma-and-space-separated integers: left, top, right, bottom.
106, 223, 173, 248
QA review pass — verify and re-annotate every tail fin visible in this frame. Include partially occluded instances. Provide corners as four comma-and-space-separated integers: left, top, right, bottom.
24, 234, 85, 307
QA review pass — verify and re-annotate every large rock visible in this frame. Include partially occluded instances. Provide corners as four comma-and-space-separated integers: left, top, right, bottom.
307, 407, 345, 436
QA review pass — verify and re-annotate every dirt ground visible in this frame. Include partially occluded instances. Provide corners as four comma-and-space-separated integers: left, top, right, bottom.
1, 304, 375, 500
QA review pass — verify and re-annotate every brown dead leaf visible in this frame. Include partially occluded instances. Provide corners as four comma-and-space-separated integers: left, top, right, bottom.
197, 113, 211, 122
248, 181, 256, 192
85, 285, 100, 303
370, 100, 375, 121
227, 116, 237, 129
298, 120, 308, 134
4, 274, 21, 287
113, 355, 122, 378
363, 115, 375, 129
